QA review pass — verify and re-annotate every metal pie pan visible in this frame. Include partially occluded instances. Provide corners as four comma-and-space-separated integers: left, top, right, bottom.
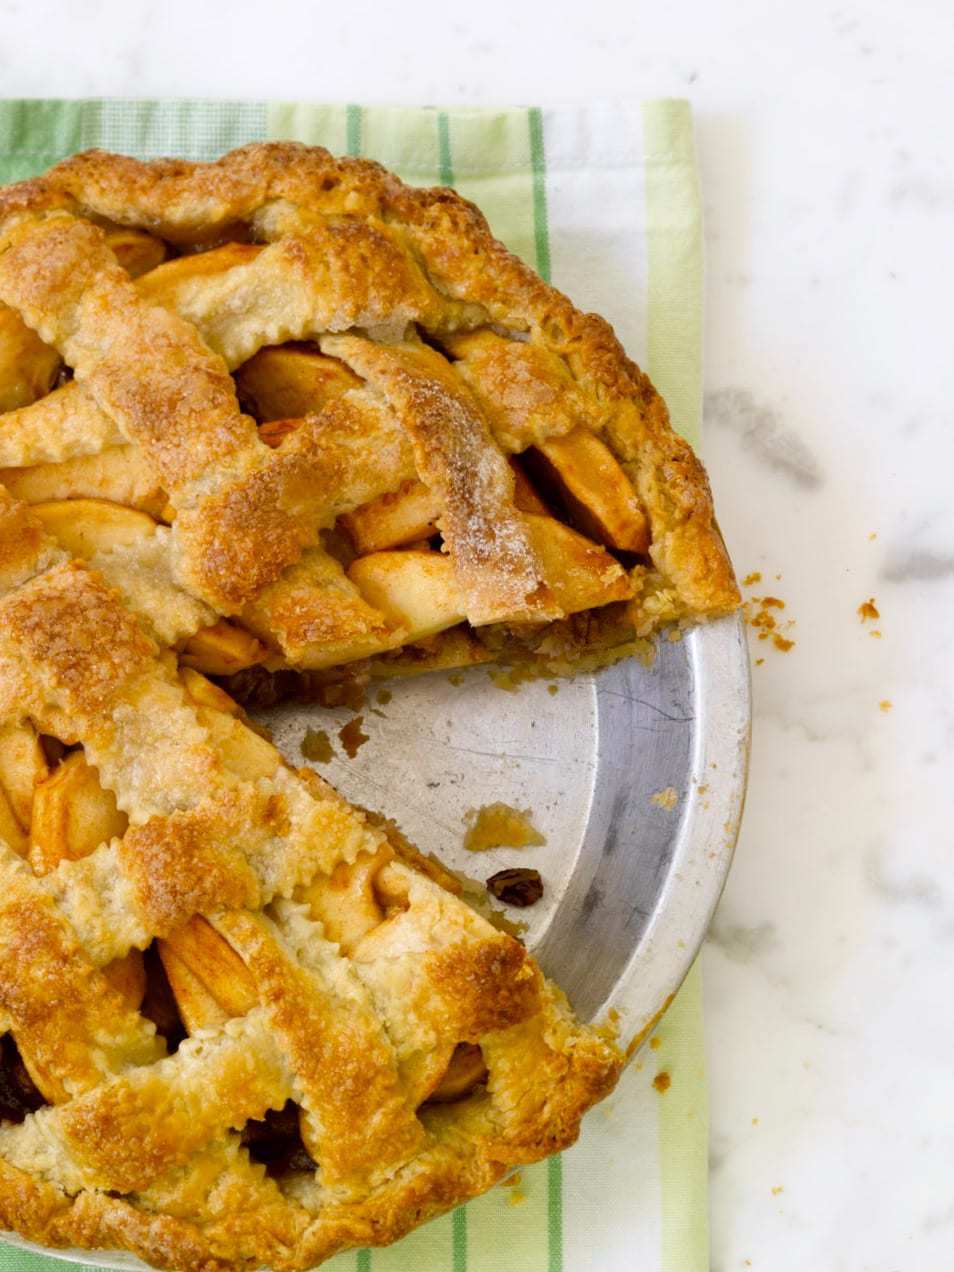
3, 611, 751, 1270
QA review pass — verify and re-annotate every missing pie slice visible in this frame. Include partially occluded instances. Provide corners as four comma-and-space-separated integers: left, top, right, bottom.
0, 143, 738, 707
0, 144, 738, 1270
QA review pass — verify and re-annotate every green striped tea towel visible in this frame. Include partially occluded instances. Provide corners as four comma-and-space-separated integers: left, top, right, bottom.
0, 98, 709, 1272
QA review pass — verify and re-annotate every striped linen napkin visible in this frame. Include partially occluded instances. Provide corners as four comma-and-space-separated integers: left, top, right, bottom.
0, 98, 709, 1272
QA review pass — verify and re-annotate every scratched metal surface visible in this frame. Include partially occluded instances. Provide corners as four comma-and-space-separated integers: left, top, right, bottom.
3, 612, 750, 1272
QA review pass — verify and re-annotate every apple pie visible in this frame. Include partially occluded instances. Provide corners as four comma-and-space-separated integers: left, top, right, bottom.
0, 143, 738, 1269
0, 143, 738, 705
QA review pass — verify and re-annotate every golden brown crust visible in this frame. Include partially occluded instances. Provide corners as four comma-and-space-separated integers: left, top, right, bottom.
0, 142, 737, 646
320, 334, 557, 624
0, 508, 622, 1271
0, 560, 157, 720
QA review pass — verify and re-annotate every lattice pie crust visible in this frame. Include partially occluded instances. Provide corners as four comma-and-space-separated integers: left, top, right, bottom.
0, 144, 738, 1270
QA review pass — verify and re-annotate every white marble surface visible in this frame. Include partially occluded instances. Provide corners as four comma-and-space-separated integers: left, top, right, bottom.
5, 1, 953, 1266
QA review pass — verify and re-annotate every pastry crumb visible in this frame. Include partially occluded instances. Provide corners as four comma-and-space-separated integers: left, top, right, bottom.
463, 803, 545, 851
744, 593, 796, 653
649, 1035, 661, 1050
652, 1071, 671, 1094
507, 1188, 527, 1207
300, 727, 334, 763
448, 673, 464, 686
651, 787, 678, 811
547, 683, 559, 695
375, 688, 392, 705
879, 700, 892, 712
771, 1185, 784, 1196
868, 531, 877, 541
500, 1171, 522, 1189
751, 1117, 759, 1125
869, 629, 882, 639
857, 597, 880, 622
337, 715, 369, 758
742, 571, 762, 586
755, 657, 765, 666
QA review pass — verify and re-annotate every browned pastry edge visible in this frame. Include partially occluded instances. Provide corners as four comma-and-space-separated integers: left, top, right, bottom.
0, 143, 739, 620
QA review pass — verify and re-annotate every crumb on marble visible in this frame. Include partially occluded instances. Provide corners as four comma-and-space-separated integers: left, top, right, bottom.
744, 594, 797, 652
868, 531, 878, 541
653, 1071, 671, 1094
857, 597, 880, 622
375, 688, 392, 705
879, 700, 892, 712
742, 571, 762, 586
651, 787, 679, 811
771, 1185, 784, 1196
547, 682, 559, 695
337, 715, 369, 758
448, 672, 464, 686
755, 657, 765, 666
751, 1117, 759, 1125
870, 629, 882, 639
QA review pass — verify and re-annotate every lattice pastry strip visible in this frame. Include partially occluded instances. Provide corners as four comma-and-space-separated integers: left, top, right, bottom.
0, 838, 163, 1103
